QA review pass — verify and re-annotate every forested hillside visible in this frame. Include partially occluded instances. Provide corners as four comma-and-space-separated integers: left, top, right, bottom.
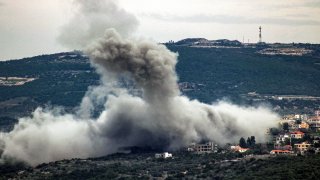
0, 46, 320, 129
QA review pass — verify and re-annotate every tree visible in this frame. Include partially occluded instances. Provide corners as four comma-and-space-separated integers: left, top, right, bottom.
245, 136, 256, 148
284, 138, 291, 146
270, 128, 280, 135
283, 123, 289, 131
302, 134, 312, 142
239, 137, 247, 148
250, 136, 256, 147
247, 137, 252, 147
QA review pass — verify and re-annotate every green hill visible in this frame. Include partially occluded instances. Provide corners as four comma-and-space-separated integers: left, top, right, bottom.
0, 46, 320, 129
169, 46, 320, 102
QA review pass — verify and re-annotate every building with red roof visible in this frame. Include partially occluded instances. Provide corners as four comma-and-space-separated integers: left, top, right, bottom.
290, 131, 305, 139
270, 150, 292, 155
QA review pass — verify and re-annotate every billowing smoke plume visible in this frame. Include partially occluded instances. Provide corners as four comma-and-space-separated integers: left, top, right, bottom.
58, 0, 138, 49
87, 29, 180, 103
0, 1, 279, 166
0, 30, 278, 166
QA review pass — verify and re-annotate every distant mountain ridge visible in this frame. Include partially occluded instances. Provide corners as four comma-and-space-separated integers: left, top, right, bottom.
172, 38, 242, 46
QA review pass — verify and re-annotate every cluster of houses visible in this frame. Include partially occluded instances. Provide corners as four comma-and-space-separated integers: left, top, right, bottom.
155, 110, 320, 159
269, 110, 320, 155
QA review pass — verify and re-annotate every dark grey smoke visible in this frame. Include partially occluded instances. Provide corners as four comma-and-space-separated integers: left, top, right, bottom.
86, 29, 179, 103
85, 29, 278, 150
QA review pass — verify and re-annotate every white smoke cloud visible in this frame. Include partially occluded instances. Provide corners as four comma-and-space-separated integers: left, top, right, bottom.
57, 0, 139, 49
0, 0, 279, 166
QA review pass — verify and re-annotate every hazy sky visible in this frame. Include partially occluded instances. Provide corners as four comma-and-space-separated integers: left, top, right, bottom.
0, 0, 320, 60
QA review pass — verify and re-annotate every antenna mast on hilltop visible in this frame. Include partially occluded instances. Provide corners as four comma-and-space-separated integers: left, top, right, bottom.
259, 26, 262, 43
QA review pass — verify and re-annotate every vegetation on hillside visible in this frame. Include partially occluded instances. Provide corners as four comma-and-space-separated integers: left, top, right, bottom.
1, 152, 320, 179
169, 46, 320, 103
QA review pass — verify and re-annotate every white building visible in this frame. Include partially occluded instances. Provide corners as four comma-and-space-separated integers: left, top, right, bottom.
294, 114, 301, 120
155, 152, 172, 159
275, 134, 290, 145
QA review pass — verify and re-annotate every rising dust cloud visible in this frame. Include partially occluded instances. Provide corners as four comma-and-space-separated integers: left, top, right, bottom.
0, 0, 278, 166
57, 0, 138, 49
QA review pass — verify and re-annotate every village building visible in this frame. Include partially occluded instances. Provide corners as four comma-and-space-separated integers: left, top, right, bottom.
238, 148, 250, 153
294, 142, 311, 152
188, 142, 218, 153
298, 121, 310, 129
274, 145, 292, 151
294, 114, 302, 120
290, 123, 299, 130
155, 152, 173, 159
290, 131, 305, 139
308, 117, 320, 130
230, 145, 250, 153
275, 134, 290, 144
270, 150, 292, 155
279, 118, 295, 125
